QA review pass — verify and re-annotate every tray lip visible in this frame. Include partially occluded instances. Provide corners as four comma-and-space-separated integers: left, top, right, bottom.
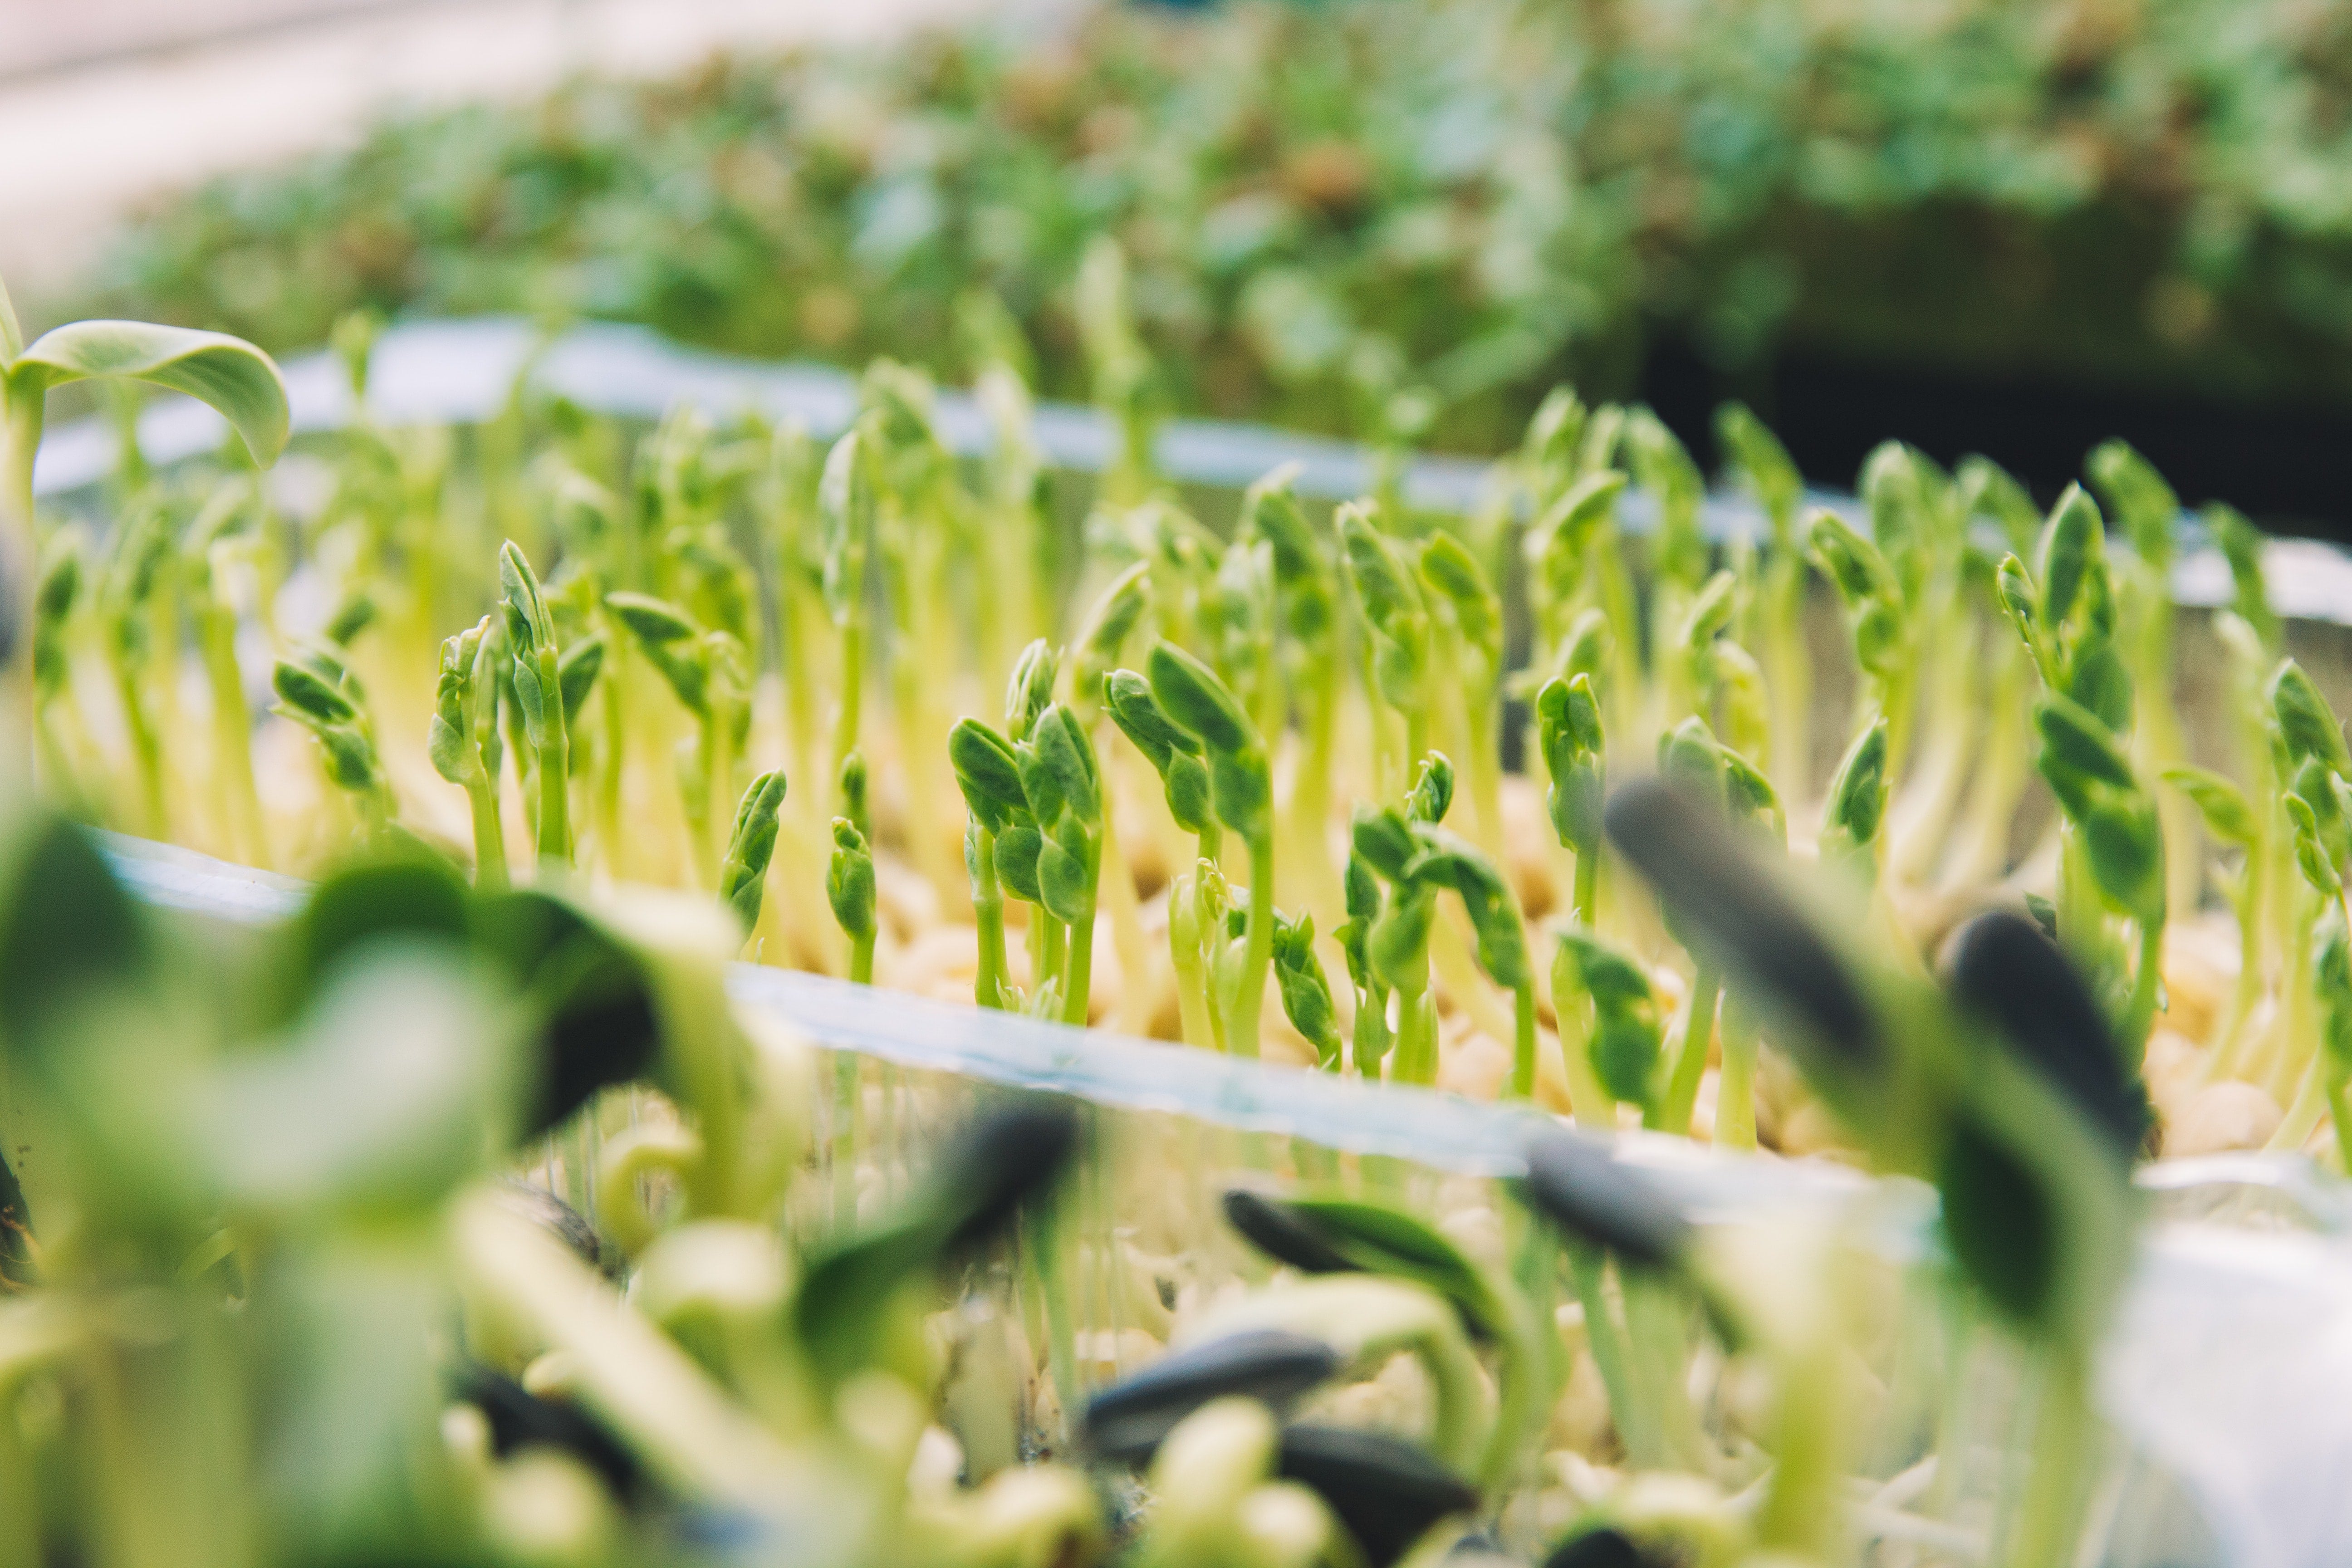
92, 827, 2346, 1226
32, 313, 2352, 629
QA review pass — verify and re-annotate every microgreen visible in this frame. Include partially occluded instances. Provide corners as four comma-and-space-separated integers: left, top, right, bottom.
719, 770, 787, 936
1148, 641, 1276, 1058
826, 815, 878, 986
1, 297, 289, 806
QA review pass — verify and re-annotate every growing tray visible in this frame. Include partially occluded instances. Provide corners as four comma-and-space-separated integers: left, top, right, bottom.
43, 318, 2352, 1567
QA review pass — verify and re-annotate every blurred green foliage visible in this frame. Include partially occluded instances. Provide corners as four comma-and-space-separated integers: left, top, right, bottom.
65, 0, 2352, 447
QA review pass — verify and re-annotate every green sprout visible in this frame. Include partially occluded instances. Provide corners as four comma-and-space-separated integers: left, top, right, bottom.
499, 540, 574, 865
1536, 673, 1606, 926
827, 815, 879, 986
1997, 488, 2154, 994
28, 533, 84, 811
2259, 661, 2352, 1143
0, 281, 289, 801
1716, 402, 1813, 804
1075, 237, 1158, 507
273, 642, 396, 842
1552, 926, 1661, 1127
1333, 850, 1393, 1080
1818, 715, 1890, 895
1416, 529, 1507, 860
720, 770, 788, 937
1348, 760, 1449, 1086
1105, 664, 1227, 1050
818, 418, 878, 803
1016, 702, 1106, 1026
1337, 502, 1430, 796
1148, 641, 1276, 1058
1235, 470, 1345, 920
429, 614, 509, 887
1271, 911, 1342, 1071
1404, 824, 1538, 1097
950, 717, 1030, 1012
1807, 505, 1911, 761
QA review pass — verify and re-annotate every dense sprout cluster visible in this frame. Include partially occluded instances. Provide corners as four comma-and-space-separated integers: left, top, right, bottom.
0, 275, 2342, 1567
61, 0, 2352, 451
16, 253, 2352, 1173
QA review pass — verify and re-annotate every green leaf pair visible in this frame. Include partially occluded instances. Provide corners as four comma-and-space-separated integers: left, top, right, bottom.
608, 591, 713, 715
1105, 670, 1215, 837
949, 718, 1029, 839
1338, 504, 1430, 712
719, 771, 788, 933
1535, 673, 1604, 855
826, 816, 878, 946
274, 646, 383, 797
1271, 911, 1342, 1069
1819, 716, 1889, 887
1146, 642, 1270, 843
1553, 928, 1664, 1107
2035, 695, 2163, 927
429, 617, 494, 787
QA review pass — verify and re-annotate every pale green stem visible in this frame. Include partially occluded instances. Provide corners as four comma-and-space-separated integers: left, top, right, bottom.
1764, 559, 1812, 807
1093, 754, 1156, 1034
2273, 1053, 2328, 1154
1507, 980, 1538, 1100
675, 715, 715, 892
2206, 852, 2265, 1075
196, 602, 265, 867
1467, 674, 1505, 866
1564, 1248, 1660, 1468
831, 616, 864, 806
1028, 1204, 1083, 1448
112, 656, 167, 838
0, 1383, 37, 1568
533, 646, 572, 864
1431, 909, 1518, 1044
2121, 915, 2166, 1065
1887, 622, 1977, 885
972, 827, 1008, 1010
2057, 825, 2098, 960
1939, 648, 2031, 892
1292, 670, 1344, 921
596, 671, 624, 877
1225, 835, 1276, 1060
1403, 707, 1429, 786
2249, 902, 2315, 1100
1061, 898, 1096, 1028
1755, 1325, 1845, 1561
1652, 966, 1719, 1136
466, 773, 508, 890
1620, 1273, 1710, 1474
704, 702, 735, 886
1390, 975, 1432, 1085
1555, 995, 1616, 1129
1170, 851, 1221, 1052
1595, 530, 1643, 745
2006, 1348, 2095, 1568
1716, 1017, 1758, 1151
1, 392, 40, 807
34, 702, 82, 815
